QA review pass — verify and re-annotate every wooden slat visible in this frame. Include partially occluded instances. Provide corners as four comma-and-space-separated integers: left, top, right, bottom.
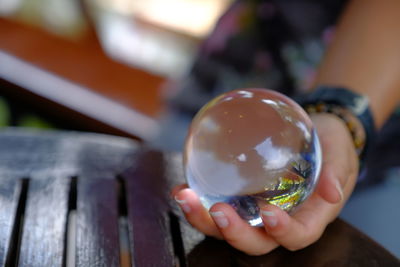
122, 150, 176, 266
76, 178, 120, 267
0, 177, 21, 267
163, 152, 234, 266
18, 177, 69, 267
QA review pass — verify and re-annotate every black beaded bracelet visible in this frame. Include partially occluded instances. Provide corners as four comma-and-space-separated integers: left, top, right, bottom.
295, 87, 376, 163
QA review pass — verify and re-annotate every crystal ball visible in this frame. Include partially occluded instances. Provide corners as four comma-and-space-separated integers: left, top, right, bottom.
183, 89, 322, 226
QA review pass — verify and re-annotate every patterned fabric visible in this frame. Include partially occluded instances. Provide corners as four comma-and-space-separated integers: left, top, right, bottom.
171, 0, 346, 114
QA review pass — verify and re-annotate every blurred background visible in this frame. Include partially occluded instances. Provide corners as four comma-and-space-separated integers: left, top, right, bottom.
0, 0, 399, 258
0, 0, 232, 143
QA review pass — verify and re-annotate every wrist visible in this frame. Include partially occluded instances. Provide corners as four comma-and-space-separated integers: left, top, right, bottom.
305, 103, 366, 157
295, 87, 376, 165
310, 113, 351, 135
310, 113, 354, 143
310, 112, 359, 165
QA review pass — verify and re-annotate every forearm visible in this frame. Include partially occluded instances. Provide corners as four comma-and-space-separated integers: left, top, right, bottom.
314, 0, 400, 128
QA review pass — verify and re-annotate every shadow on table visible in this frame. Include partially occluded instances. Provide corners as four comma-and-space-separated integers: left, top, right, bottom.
185, 219, 399, 266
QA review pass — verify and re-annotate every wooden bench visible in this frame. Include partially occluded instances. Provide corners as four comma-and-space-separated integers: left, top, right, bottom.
0, 128, 398, 266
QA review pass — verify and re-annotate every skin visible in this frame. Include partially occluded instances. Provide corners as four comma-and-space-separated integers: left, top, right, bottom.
173, 114, 357, 255
313, 0, 400, 128
172, 0, 400, 255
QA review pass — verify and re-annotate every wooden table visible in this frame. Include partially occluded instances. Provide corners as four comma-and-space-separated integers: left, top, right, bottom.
0, 17, 166, 141
0, 128, 398, 266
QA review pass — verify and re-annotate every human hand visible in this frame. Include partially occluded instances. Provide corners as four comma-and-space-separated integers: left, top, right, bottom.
172, 113, 359, 255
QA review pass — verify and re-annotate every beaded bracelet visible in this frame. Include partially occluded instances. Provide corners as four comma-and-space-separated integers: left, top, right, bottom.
296, 87, 376, 163
303, 102, 366, 157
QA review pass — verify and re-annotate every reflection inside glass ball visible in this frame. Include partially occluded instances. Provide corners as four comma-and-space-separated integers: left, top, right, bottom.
184, 89, 322, 227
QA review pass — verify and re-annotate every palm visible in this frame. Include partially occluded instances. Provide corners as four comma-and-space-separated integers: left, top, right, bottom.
173, 113, 359, 255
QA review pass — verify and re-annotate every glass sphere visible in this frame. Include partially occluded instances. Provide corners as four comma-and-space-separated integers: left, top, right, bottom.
183, 89, 322, 227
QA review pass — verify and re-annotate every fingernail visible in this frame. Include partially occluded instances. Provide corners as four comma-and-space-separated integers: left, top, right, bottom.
334, 179, 344, 201
174, 196, 191, 213
261, 210, 278, 227
210, 211, 229, 228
